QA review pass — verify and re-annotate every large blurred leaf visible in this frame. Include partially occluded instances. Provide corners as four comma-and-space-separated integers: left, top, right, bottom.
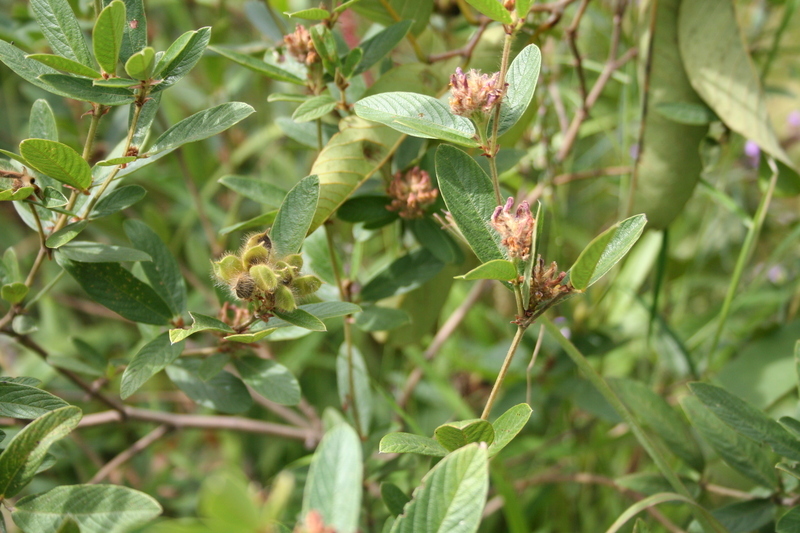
0, 41, 73, 98
39, 74, 134, 105
118, 102, 255, 177
93, 0, 126, 74
120, 333, 185, 400
234, 356, 301, 406
309, 116, 403, 232
355, 92, 477, 146
0, 383, 69, 419
352, 0, 433, 35
91, 185, 146, 219
166, 359, 252, 414
13, 484, 162, 533
209, 46, 305, 85
302, 424, 363, 533
631, 0, 709, 229
0, 406, 82, 499
436, 145, 504, 263
778, 507, 800, 532
390, 443, 489, 533
124, 220, 187, 315
56, 257, 173, 325
354, 21, 413, 75
218, 175, 286, 207
30, 0, 92, 66
271, 175, 320, 257
679, 0, 798, 193
57, 242, 151, 262
360, 248, 444, 301
681, 396, 777, 488
337, 345, 371, 434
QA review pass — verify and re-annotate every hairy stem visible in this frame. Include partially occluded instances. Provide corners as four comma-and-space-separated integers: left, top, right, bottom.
482, 325, 527, 420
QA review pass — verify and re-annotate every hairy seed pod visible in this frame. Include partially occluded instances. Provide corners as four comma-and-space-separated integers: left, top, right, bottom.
274, 284, 296, 311
284, 254, 303, 270
245, 231, 272, 250
293, 275, 321, 296
233, 274, 256, 299
242, 244, 270, 268
251, 264, 278, 291
213, 254, 244, 284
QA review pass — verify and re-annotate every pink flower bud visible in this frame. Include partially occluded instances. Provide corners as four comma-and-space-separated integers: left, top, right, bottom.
490, 196, 535, 260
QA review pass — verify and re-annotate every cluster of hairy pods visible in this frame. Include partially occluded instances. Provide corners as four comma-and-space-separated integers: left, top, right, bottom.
212, 232, 321, 315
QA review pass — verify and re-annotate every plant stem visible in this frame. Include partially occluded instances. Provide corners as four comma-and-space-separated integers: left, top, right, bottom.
540, 315, 728, 533
485, 30, 515, 205
489, 156, 503, 205
708, 158, 779, 364
482, 325, 527, 420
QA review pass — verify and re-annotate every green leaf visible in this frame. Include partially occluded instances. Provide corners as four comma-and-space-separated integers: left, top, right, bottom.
456, 259, 517, 281
271, 174, 320, 256
224, 302, 360, 343
360, 248, 445, 301
273, 308, 326, 331
681, 395, 777, 488
208, 46, 305, 85
496, 44, 541, 135
56, 256, 173, 325
1, 283, 28, 304
0, 377, 42, 387
234, 356, 301, 406
390, 443, 489, 533
168, 312, 234, 344
120, 332, 185, 399
436, 145, 504, 263
40, 186, 68, 208
58, 242, 151, 263
19, 139, 92, 191
91, 185, 146, 218
0, 187, 34, 202
354, 92, 477, 146
94, 156, 138, 166
690, 382, 800, 462
218, 175, 285, 207
0, 383, 69, 419
196, 353, 230, 382
679, 0, 797, 173
29, 99, 58, 141
124, 220, 187, 315
309, 117, 402, 232
26, 54, 101, 78
336, 345, 371, 433
354, 305, 410, 332
352, 0, 433, 35
381, 483, 410, 518
777, 462, 800, 482
633, 519, 651, 533
124, 46, 155, 79
379, 432, 448, 456
286, 8, 330, 20
711, 499, 775, 533
118, 102, 255, 177
153, 27, 210, 90
0, 406, 82, 498
220, 211, 277, 236
516, 0, 533, 17
292, 95, 338, 123
92, 78, 139, 87
568, 214, 647, 290
611, 378, 704, 472
409, 217, 463, 264
435, 420, 494, 452
166, 359, 252, 414
631, 0, 709, 229
302, 424, 363, 533
0, 41, 74, 98
336, 195, 396, 225
39, 74, 134, 105
354, 20, 413, 75
56, 518, 80, 533
778, 507, 800, 532
93, 0, 126, 74
488, 403, 532, 457
30, 0, 92, 66
309, 25, 339, 75
12, 484, 162, 533
116, 0, 147, 63
45, 221, 88, 248
653, 102, 717, 125
464, 0, 513, 23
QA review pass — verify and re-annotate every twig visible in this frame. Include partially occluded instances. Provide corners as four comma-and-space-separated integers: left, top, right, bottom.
397, 280, 489, 409
526, 324, 545, 405
78, 407, 317, 443
89, 424, 171, 484
429, 18, 491, 63
565, 0, 592, 105
525, 166, 633, 204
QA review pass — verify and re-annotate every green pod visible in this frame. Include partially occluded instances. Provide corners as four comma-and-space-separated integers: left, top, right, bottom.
293, 275, 321, 296
245, 231, 272, 250
242, 244, 271, 269
232, 274, 256, 300
284, 253, 304, 270
274, 284, 297, 311
213, 254, 244, 284
251, 264, 278, 291
274, 261, 294, 283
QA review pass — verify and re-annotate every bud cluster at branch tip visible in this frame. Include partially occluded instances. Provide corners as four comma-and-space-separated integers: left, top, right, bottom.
387, 166, 439, 219
491, 197, 534, 261
212, 231, 322, 316
284, 25, 318, 66
449, 67, 506, 118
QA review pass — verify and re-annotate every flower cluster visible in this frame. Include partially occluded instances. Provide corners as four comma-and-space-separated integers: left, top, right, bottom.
212, 232, 321, 315
528, 257, 570, 308
284, 25, 318, 66
491, 197, 534, 261
449, 67, 505, 118
387, 166, 439, 219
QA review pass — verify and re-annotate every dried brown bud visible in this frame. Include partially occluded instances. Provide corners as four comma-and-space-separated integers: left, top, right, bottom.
448, 67, 505, 117
284, 25, 318, 66
387, 166, 439, 219
504, 0, 516, 11
528, 256, 571, 309
491, 197, 534, 261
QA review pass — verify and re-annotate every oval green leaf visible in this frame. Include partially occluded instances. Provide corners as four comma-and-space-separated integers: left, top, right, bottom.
19, 139, 92, 191
93, 0, 126, 74
271, 174, 320, 256
456, 259, 517, 281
